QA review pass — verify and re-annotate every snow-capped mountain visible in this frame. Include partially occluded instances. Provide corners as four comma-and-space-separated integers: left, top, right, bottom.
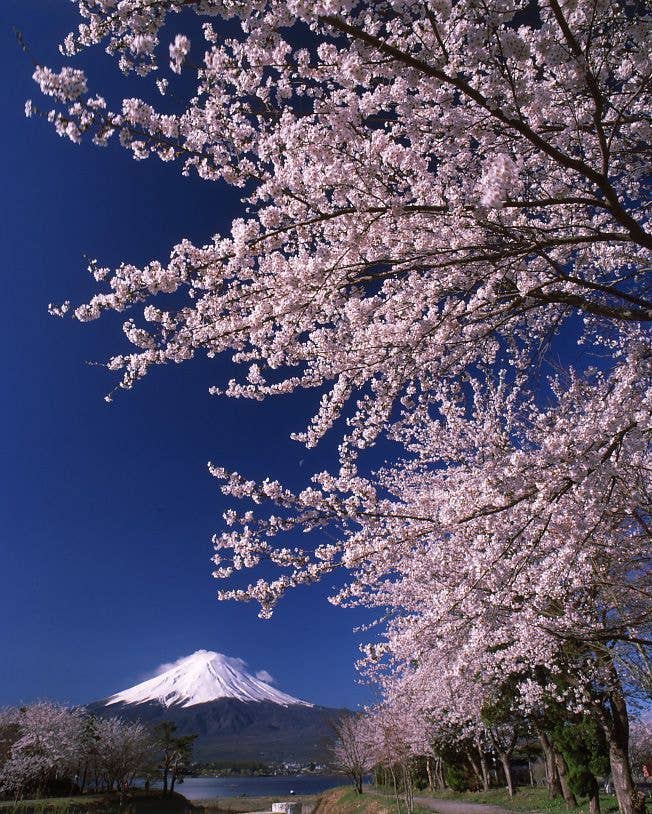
89, 650, 346, 762
106, 650, 312, 709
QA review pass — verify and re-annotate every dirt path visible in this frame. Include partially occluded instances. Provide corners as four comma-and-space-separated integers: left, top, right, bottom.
414, 795, 525, 814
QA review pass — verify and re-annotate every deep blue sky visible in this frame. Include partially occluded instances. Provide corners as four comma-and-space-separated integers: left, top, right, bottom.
0, 1, 376, 711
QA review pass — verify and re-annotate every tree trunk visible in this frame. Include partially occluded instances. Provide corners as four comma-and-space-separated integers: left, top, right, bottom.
434, 756, 445, 791
474, 736, 490, 792
586, 666, 645, 814
170, 774, 176, 795
588, 777, 601, 814
538, 731, 562, 800
390, 765, 402, 814
425, 756, 434, 792
606, 681, 645, 814
438, 757, 445, 790
609, 743, 645, 814
466, 750, 484, 791
589, 793, 601, 814
479, 751, 490, 792
553, 748, 577, 808
498, 753, 515, 797
162, 769, 168, 796
403, 762, 414, 814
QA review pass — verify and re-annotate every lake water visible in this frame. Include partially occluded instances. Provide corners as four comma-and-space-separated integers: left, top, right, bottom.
168, 774, 348, 801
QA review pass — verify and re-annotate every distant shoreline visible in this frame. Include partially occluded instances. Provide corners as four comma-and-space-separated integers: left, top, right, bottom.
186, 770, 334, 780
143, 773, 348, 802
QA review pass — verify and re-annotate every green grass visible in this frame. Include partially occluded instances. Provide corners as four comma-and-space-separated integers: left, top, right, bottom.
324, 788, 379, 814
317, 786, 429, 814
0, 790, 197, 813
0, 796, 107, 813
414, 786, 623, 813
206, 785, 652, 814
0, 790, 326, 814
11, 785, 635, 814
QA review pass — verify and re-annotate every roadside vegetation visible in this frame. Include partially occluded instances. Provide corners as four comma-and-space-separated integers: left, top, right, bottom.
330, 711, 652, 814
410, 787, 627, 814
312, 788, 424, 814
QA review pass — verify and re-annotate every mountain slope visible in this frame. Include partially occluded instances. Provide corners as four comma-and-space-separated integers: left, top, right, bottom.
90, 697, 344, 762
105, 650, 312, 709
88, 650, 346, 763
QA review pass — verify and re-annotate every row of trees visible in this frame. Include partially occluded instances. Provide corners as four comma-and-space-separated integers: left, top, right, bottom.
30, 1, 651, 814
333, 707, 652, 814
0, 703, 194, 803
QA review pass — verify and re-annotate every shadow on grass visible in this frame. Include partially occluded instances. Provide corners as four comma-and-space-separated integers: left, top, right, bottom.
0, 790, 200, 814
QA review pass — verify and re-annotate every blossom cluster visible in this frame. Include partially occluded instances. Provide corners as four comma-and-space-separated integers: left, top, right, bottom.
0, 703, 152, 798
30, 1, 651, 809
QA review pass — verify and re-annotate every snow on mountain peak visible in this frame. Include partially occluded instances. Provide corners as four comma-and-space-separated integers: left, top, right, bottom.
105, 650, 313, 709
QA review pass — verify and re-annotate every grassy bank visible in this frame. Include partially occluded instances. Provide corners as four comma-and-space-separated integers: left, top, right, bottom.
0, 796, 107, 814
312, 787, 436, 814
312, 788, 392, 814
0, 791, 323, 814
5, 787, 647, 814
415, 787, 626, 813
0, 790, 197, 813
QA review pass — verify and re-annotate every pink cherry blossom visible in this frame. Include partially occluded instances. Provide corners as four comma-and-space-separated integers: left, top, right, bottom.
30, 2, 651, 811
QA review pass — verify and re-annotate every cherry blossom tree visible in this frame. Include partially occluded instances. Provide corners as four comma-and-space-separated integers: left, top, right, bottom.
0, 702, 84, 799
32, 0, 650, 630
29, 1, 651, 812
330, 713, 374, 795
33, 0, 649, 435
95, 717, 153, 801
629, 717, 652, 783
364, 703, 421, 813
209, 359, 648, 811
0, 704, 154, 802
0, 707, 22, 799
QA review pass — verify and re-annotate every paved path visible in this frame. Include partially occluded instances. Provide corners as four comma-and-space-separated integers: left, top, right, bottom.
414, 795, 522, 814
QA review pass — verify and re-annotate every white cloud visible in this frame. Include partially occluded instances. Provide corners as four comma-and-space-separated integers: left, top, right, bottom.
255, 670, 275, 684
154, 655, 191, 676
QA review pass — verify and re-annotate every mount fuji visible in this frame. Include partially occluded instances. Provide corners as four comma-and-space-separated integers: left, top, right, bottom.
87, 651, 347, 763
106, 651, 313, 709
